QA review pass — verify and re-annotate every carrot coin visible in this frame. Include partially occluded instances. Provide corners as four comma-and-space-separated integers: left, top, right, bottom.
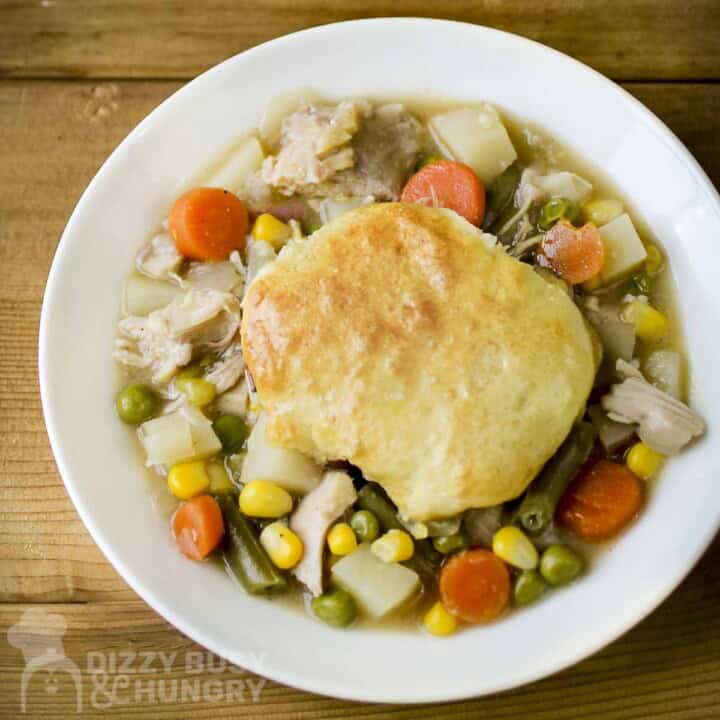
540, 220, 604, 284
439, 548, 510, 623
169, 187, 248, 261
401, 160, 486, 226
557, 459, 644, 541
173, 494, 225, 560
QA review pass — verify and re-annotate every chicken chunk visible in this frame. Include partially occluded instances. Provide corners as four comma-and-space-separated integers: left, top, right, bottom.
602, 360, 704, 455
114, 289, 241, 383
258, 101, 421, 202
260, 101, 364, 193
136, 233, 183, 280
318, 103, 422, 200
290, 471, 357, 596
205, 342, 245, 394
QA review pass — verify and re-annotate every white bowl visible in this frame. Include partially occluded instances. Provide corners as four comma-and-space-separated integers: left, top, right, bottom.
40, 18, 720, 704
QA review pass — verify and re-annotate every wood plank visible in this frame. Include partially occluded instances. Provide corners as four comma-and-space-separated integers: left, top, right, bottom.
0, 77, 719, 716
0, 1, 719, 82
0, 542, 718, 720
0, 78, 718, 602
0, 80, 180, 602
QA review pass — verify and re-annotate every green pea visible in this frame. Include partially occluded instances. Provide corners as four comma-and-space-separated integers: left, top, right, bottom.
349, 510, 380, 543
311, 589, 358, 628
432, 532, 469, 555
175, 376, 217, 406
513, 570, 547, 606
539, 544, 584, 586
539, 198, 577, 230
213, 415, 250, 455
115, 383, 158, 425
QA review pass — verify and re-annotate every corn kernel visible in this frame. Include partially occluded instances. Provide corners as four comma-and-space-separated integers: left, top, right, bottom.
206, 462, 235, 494
252, 213, 292, 250
492, 525, 539, 570
582, 198, 624, 226
167, 460, 210, 500
622, 300, 668, 344
626, 442, 664, 480
371, 529, 414, 563
239, 480, 293, 518
260, 522, 304, 569
327, 523, 358, 556
424, 601, 458, 637
644, 243, 664, 274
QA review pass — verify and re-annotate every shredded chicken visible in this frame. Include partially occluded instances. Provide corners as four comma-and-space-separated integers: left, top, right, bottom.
260, 101, 364, 193
214, 379, 249, 417
318, 103, 421, 200
290, 471, 357, 595
601, 359, 704, 455
205, 342, 245, 394
136, 233, 183, 280
114, 289, 241, 383
258, 102, 421, 202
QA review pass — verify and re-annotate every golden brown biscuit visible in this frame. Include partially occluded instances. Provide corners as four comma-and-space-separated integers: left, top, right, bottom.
241, 203, 596, 521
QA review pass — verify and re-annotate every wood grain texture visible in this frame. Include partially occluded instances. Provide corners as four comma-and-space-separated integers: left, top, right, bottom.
1, 1, 719, 82
0, 77, 719, 717
0, 536, 718, 720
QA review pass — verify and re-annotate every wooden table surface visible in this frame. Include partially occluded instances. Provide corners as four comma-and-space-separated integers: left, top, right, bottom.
1, 2, 719, 717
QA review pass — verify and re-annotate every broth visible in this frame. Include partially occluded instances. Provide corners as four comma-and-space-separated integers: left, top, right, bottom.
116, 95, 688, 632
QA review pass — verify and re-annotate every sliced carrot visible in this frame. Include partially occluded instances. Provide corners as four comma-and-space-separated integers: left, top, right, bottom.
400, 160, 486, 226
173, 494, 224, 560
556, 459, 644, 542
169, 187, 248, 261
539, 220, 604, 284
439, 548, 510, 623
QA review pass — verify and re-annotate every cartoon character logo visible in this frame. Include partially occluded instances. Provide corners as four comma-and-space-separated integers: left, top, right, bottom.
7, 608, 82, 713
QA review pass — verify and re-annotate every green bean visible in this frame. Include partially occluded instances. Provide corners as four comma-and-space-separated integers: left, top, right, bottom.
356, 484, 442, 581
213, 415, 250, 455
115, 383, 158, 425
513, 570, 547, 606
216, 495, 287, 595
539, 544, 584, 586
515, 422, 596, 536
482, 162, 522, 230
349, 510, 380, 543
311, 589, 358, 628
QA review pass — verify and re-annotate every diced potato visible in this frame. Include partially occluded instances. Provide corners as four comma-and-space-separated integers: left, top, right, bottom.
596, 213, 648, 286
260, 89, 323, 148
319, 196, 374, 224
206, 136, 264, 193
245, 239, 277, 290
123, 273, 184, 316
240, 413, 322, 495
181, 406, 223, 459
428, 105, 517, 185
139, 412, 194, 467
535, 172, 593, 204
331, 543, 420, 618
644, 350, 683, 399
